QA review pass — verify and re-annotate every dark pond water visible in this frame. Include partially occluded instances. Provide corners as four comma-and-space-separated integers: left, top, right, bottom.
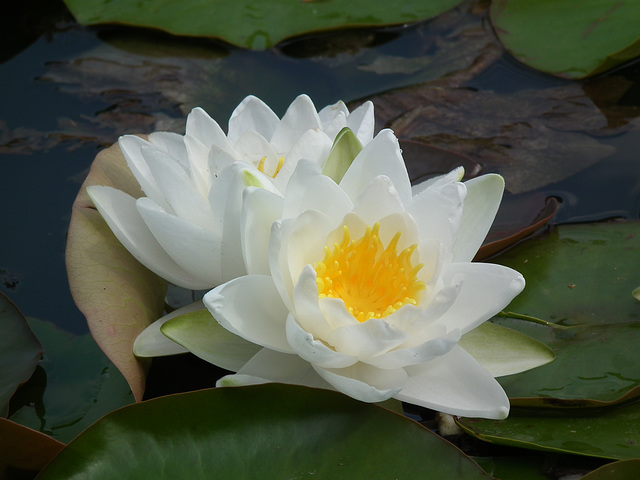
2, 0, 640, 336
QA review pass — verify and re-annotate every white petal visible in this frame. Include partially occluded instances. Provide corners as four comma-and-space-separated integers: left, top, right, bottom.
232, 130, 279, 167
118, 135, 170, 211
241, 187, 284, 275
324, 316, 408, 360
203, 275, 294, 353
453, 174, 505, 262
365, 327, 460, 369
185, 107, 230, 152
411, 166, 464, 196
314, 363, 407, 403
87, 185, 208, 289
147, 131, 188, 169
227, 95, 280, 146
438, 262, 525, 334
339, 130, 412, 206
140, 146, 214, 229
408, 181, 466, 253
231, 348, 331, 389
346, 101, 375, 146
318, 100, 349, 129
282, 159, 353, 220
270, 94, 322, 153
396, 345, 510, 420
208, 163, 250, 281
270, 211, 334, 311
272, 129, 333, 192
133, 301, 203, 357
137, 197, 223, 288
351, 175, 405, 226
285, 315, 357, 369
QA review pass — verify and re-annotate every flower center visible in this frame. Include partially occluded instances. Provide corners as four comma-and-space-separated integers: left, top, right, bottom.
312, 222, 425, 322
257, 156, 284, 178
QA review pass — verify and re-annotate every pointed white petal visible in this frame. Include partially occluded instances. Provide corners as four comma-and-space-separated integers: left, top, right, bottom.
396, 345, 510, 420
137, 197, 223, 288
351, 175, 405, 226
282, 159, 353, 220
118, 135, 170, 211
270, 94, 322, 153
438, 262, 525, 334
318, 100, 349, 129
314, 363, 407, 403
411, 166, 464, 196
232, 348, 331, 389
453, 174, 505, 262
346, 101, 375, 145
408, 181, 466, 252
241, 187, 284, 275
185, 106, 230, 152
147, 131, 188, 169
285, 315, 357, 369
339, 129, 412, 206
140, 146, 214, 229
227, 95, 280, 146
324, 316, 408, 360
204, 275, 294, 353
87, 185, 208, 289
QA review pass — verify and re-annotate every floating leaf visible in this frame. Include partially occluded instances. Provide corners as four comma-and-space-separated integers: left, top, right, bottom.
491, 0, 640, 79
581, 459, 640, 480
62, 0, 465, 50
458, 400, 640, 460
65, 141, 168, 402
9, 319, 133, 444
488, 221, 640, 407
0, 417, 64, 476
0, 291, 42, 417
37, 384, 492, 479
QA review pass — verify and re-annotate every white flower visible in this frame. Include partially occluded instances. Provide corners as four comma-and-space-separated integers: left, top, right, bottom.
86, 95, 374, 290
202, 130, 526, 420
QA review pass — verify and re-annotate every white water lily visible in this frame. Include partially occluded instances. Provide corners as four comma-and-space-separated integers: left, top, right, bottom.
198, 130, 526, 420
86, 95, 374, 290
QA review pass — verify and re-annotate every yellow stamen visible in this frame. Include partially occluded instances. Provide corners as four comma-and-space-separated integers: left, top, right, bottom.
257, 156, 285, 178
312, 222, 425, 322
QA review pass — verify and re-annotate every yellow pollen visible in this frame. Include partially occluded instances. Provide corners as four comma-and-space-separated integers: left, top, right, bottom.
257, 156, 285, 178
312, 222, 425, 322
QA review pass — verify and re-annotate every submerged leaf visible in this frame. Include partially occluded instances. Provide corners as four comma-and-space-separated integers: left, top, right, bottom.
0, 292, 42, 417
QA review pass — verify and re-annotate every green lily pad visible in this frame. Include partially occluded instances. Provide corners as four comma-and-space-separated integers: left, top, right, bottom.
9, 319, 133, 444
458, 399, 640, 460
488, 222, 640, 407
0, 291, 42, 417
66, 140, 168, 402
37, 384, 492, 479
581, 459, 640, 480
491, 0, 640, 79
62, 0, 464, 50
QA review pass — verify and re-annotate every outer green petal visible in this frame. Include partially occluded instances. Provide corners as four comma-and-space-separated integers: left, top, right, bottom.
459, 322, 555, 378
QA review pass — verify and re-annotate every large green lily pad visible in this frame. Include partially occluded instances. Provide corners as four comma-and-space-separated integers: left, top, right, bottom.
0, 291, 42, 417
37, 384, 492, 479
458, 399, 640, 460
62, 0, 464, 50
489, 221, 640, 406
491, 0, 640, 79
